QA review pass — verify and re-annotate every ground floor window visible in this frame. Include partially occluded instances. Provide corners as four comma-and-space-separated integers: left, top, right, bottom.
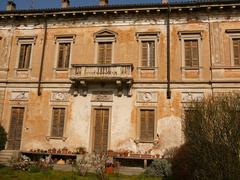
140, 109, 155, 142
51, 108, 65, 137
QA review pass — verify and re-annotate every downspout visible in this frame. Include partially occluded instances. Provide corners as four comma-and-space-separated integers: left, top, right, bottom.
38, 16, 47, 96
208, 15, 213, 95
166, 3, 171, 99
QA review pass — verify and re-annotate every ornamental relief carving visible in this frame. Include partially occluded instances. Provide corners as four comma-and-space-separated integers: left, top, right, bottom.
51, 92, 69, 102
137, 92, 158, 103
91, 91, 113, 102
181, 92, 204, 103
11, 91, 29, 101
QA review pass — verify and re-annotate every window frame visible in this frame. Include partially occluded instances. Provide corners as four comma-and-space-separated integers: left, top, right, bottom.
137, 107, 157, 143
16, 37, 36, 70
94, 29, 117, 64
178, 31, 202, 70
136, 32, 160, 69
54, 35, 75, 71
49, 106, 67, 139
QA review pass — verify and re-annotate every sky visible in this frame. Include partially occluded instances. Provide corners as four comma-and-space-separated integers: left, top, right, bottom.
0, 0, 185, 11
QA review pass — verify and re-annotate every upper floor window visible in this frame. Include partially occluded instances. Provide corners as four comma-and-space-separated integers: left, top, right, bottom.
141, 41, 155, 67
232, 38, 240, 66
17, 36, 36, 70
54, 35, 75, 70
94, 29, 117, 64
136, 32, 160, 68
178, 31, 202, 69
51, 107, 65, 137
57, 42, 71, 68
184, 40, 199, 68
98, 42, 112, 64
139, 109, 155, 142
18, 44, 32, 69
225, 29, 240, 66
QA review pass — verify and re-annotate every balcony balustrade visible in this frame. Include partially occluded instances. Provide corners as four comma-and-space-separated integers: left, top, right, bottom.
70, 64, 133, 97
70, 63, 133, 81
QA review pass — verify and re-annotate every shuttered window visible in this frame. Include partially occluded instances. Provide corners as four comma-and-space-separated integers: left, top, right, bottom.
51, 108, 65, 137
98, 42, 112, 64
140, 109, 155, 142
7, 107, 24, 150
141, 41, 155, 67
233, 39, 240, 66
18, 44, 32, 69
94, 109, 109, 153
184, 40, 199, 68
57, 43, 71, 68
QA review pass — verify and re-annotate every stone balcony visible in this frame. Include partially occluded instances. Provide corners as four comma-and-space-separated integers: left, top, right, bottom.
70, 63, 133, 81
70, 64, 134, 96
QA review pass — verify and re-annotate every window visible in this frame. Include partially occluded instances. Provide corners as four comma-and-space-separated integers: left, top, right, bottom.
140, 109, 155, 142
232, 38, 240, 66
18, 44, 32, 69
136, 32, 160, 68
184, 40, 199, 68
7, 107, 24, 150
51, 108, 65, 137
57, 42, 71, 68
178, 31, 202, 69
141, 41, 155, 67
98, 42, 112, 64
16, 36, 36, 70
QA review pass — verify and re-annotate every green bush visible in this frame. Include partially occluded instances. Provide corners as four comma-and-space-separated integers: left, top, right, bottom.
144, 159, 172, 178
0, 125, 7, 151
172, 94, 240, 180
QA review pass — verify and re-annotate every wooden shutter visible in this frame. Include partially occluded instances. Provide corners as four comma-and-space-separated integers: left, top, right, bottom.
141, 42, 148, 67
18, 44, 31, 69
18, 45, 26, 68
149, 41, 155, 67
25, 44, 31, 68
7, 107, 24, 150
94, 109, 109, 153
58, 43, 64, 68
140, 109, 154, 142
184, 40, 199, 68
233, 39, 240, 66
105, 43, 112, 64
98, 43, 105, 64
98, 42, 112, 64
64, 43, 71, 68
51, 108, 65, 137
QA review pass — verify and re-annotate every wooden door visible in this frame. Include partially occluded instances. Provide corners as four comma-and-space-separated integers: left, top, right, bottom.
93, 108, 109, 153
7, 107, 24, 150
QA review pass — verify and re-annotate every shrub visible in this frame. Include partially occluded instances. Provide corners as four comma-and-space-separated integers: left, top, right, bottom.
172, 93, 240, 180
0, 125, 7, 151
144, 159, 172, 178
73, 154, 90, 176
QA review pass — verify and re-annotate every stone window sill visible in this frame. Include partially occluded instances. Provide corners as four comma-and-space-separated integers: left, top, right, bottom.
181, 66, 202, 70
54, 68, 69, 71
46, 136, 67, 141
211, 66, 240, 70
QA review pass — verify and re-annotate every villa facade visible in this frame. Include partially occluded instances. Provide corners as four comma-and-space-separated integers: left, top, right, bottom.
0, 0, 240, 156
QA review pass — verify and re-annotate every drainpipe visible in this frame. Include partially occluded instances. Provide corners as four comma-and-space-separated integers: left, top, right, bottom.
166, 3, 171, 99
38, 17, 47, 96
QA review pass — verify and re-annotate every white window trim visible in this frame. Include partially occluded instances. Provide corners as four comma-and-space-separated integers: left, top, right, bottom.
178, 31, 202, 70
136, 32, 160, 69
225, 30, 240, 66
136, 107, 157, 143
54, 36, 75, 71
16, 37, 36, 71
